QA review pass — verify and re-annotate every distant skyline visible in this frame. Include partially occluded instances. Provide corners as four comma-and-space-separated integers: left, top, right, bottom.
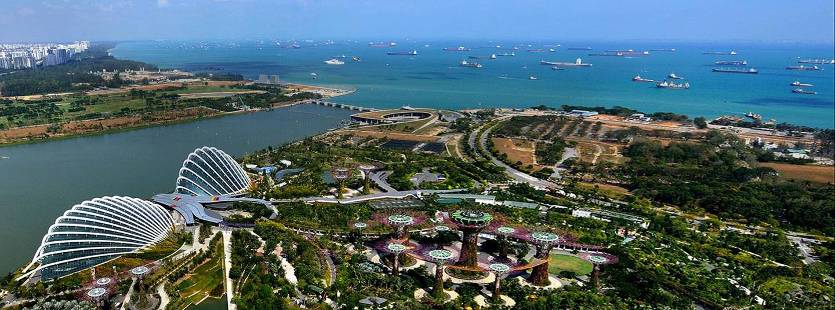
2, 0, 834, 44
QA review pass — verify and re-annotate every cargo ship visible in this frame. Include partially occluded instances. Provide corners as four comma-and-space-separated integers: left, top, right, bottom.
792, 88, 817, 95
703, 50, 737, 55
632, 75, 655, 82
497, 52, 515, 56
588, 52, 624, 57
528, 49, 546, 52
786, 65, 822, 71
712, 67, 758, 74
790, 81, 813, 87
568, 47, 592, 50
714, 60, 747, 66
324, 58, 344, 65
649, 48, 676, 52
444, 46, 470, 52
459, 60, 482, 68
387, 50, 418, 56
798, 59, 834, 64
540, 58, 592, 67
656, 80, 690, 89
606, 49, 634, 53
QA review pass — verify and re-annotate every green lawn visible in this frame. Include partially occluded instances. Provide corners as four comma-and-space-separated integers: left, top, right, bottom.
548, 254, 593, 275
177, 240, 225, 306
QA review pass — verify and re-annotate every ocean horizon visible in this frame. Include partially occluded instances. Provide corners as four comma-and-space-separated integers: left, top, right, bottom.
111, 40, 835, 128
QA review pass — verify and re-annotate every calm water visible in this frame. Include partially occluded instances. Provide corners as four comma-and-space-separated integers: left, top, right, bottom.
111, 40, 835, 128
189, 296, 227, 310
0, 104, 352, 275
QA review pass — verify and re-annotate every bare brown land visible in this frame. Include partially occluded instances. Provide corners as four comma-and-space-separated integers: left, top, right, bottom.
0, 107, 217, 143
493, 137, 539, 168
758, 162, 835, 184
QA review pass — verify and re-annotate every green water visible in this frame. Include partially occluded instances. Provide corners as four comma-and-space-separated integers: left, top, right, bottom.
0, 104, 352, 275
189, 296, 227, 310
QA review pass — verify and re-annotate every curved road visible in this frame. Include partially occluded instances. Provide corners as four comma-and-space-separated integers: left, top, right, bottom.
476, 122, 559, 190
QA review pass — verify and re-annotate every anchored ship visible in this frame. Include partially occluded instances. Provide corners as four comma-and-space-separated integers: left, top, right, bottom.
714, 60, 747, 66
568, 47, 593, 50
459, 60, 482, 68
324, 58, 345, 65
703, 50, 737, 55
387, 50, 418, 56
712, 67, 758, 74
540, 58, 592, 67
786, 65, 822, 71
798, 59, 834, 64
632, 75, 655, 82
444, 46, 470, 51
792, 88, 817, 94
668, 73, 683, 79
656, 80, 690, 89
790, 81, 814, 87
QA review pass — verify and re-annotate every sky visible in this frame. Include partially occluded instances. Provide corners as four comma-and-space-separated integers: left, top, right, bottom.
2, 0, 834, 44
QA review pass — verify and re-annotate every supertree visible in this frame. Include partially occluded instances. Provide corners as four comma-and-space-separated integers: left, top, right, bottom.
494, 226, 517, 260
352, 222, 368, 245
580, 253, 619, 293
488, 263, 512, 304
528, 231, 560, 286
426, 249, 455, 299
449, 210, 493, 268
386, 214, 415, 240
358, 164, 376, 195
385, 242, 408, 276
86, 287, 108, 308
330, 166, 352, 199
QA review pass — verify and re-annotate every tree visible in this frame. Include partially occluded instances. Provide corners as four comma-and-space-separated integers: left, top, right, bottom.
694, 116, 708, 129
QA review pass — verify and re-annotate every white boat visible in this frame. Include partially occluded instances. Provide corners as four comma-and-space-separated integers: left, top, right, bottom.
529, 75, 538, 80
324, 58, 345, 65
490, 54, 497, 60
459, 60, 482, 68
790, 81, 813, 87
668, 73, 683, 79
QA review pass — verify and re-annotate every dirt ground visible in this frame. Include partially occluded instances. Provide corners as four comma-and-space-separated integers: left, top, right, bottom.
758, 162, 834, 184
492, 137, 538, 167
0, 107, 217, 143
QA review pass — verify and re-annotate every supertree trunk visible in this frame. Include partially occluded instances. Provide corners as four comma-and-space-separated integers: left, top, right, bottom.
433, 264, 445, 299
457, 228, 480, 267
492, 277, 502, 303
392, 253, 400, 276
593, 264, 601, 293
499, 236, 509, 259
529, 244, 551, 286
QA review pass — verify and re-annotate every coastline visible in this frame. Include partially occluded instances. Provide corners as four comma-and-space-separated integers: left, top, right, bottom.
0, 83, 352, 147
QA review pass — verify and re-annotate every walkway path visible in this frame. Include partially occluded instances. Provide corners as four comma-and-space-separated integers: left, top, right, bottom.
222, 230, 237, 310
156, 284, 169, 309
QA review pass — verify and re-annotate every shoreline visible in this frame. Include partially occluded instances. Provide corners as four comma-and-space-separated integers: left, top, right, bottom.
0, 83, 353, 147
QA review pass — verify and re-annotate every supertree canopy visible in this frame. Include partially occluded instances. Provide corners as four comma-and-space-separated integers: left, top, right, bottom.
527, 231, 560, 286
450, 210, 493, 267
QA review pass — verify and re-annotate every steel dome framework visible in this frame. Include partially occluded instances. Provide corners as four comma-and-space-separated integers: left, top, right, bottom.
175, 146, 251, 197
23, 196, 173, 280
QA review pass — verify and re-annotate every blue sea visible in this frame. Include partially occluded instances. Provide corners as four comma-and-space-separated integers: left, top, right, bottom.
110, 40, 835, 128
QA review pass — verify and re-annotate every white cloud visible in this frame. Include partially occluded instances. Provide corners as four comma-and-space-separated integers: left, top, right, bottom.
157, 0, 169, 7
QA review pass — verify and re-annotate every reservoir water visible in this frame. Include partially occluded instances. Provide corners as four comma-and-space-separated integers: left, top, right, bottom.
0, 104, 353, 275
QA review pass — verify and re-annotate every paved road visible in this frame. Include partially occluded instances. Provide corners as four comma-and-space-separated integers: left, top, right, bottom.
157, 283, 169, 309
369, 171, 397, 192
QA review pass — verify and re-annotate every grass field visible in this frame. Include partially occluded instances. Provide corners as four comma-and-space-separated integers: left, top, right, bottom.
548, 254, 593, 276
176, 239, 225, 307
758, 162, 834, 184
